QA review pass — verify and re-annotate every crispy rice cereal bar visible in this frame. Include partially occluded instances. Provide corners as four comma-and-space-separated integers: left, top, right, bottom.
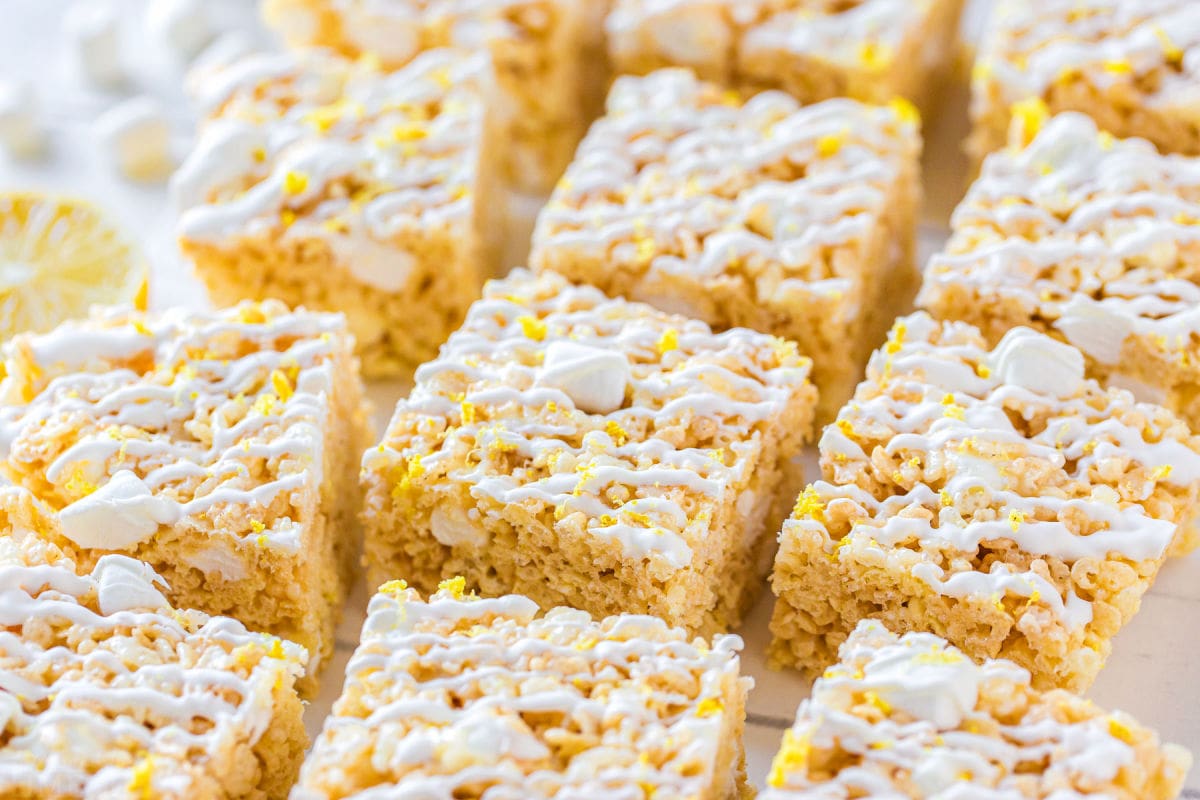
175, 48, 494, 379
530, 69, 921, 423
362, 269, 817, 636
606, 0, 965, 113
922, 112, 1200, 433
261, 0, 586, 195
0, 521, 308, 799
969, 0, 1200, 168
768, 313, 1200, 692
762, 620, 1192, 800
0, 301, 371, 693
294, 580, 751, 799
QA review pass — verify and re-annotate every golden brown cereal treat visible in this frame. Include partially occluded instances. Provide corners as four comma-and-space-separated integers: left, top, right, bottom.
769, 313, 1200, 691
922, 111, 1200, 434
261, 0, 586, 195
0, 300, 371, 693
175, 48, 495, 379
530, 69, 922, 423
0, 518, 308, 800
607, 0, 965, 114
295, 580, 751, 799
763, 620, 1192, 800
969, 0, 1200, 168
362, 269, 817, 637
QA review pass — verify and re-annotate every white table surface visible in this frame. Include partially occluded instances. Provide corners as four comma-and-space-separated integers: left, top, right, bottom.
1, 0, 1197, 794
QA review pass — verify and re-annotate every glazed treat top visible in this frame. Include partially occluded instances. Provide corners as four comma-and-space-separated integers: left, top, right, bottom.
0, 300, 349, 563
535, 68, 918, 300
808, 312, 1200, 628
975, 0, 1200, 103
0, 526, 306, 797
296, 579, 746, 799
762, 619, 1191, 798
608, 0, 937, 71
174, 47, 487, 291
266, 0, 554, 66
368, 269, 815, 569
923, 112, 1200, 367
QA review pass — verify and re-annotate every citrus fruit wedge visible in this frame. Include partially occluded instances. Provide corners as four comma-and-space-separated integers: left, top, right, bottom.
0, 192, 148, 340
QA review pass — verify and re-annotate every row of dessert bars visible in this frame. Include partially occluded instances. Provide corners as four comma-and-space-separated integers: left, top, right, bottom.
173, 0, 1200, 404
1, 492, 1190, 798
174, 0, 957, 394
4, 0, 1200, 798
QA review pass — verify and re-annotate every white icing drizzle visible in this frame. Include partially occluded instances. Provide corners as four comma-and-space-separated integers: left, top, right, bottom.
295, 581, 747, 799
976, 0, 1200, 107
533, 67, 918, 308
763, 619, 1176, 798
0, 532, 306, 798
607, 0, 935, 74
174, 47, 489, 293
807, 312, 1199, 628
0, 301, 350, 563
922, 112, 1200, 364
366, 269, 814, 569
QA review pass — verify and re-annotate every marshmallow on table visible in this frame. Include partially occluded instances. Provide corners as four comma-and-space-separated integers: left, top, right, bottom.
147, 0, 215, 61
64, 0, 125, 88
95, 96, 174, 180
0, 81, 43, 159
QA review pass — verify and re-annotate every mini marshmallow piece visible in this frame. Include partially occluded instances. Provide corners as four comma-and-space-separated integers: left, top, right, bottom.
990, 326, 1085, 398
59, 470, 178, 549
147, 0, 214, 61
536, 340, 630, 414
95, 96, 173, 180
64, 1, 125, 88
1054, 296, 1135, 366
430, 506, 487, 548
855, 630, 983, 730
92, 554, 169, 615
0, 81, 43, 159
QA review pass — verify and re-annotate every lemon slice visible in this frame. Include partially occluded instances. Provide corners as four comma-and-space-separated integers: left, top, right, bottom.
0, 192, 148, 340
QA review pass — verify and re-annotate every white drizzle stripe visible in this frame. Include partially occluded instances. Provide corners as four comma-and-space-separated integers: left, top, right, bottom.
974, 0, 1200, 107
807, 311, 1200, 627
922, 112, 1200, 359
296, 582, 747, 798
0, 529, 306, 798
762, 619, 1188, 798
367, 269, 815, 569
174, 47, 489, 292
0, 300, 351, 556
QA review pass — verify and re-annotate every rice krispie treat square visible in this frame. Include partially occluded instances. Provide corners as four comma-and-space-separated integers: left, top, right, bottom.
295, 579, 751, 800
607, 0, 965, 113
362, 269, 817, 636
530, 68, 922, 423
969, 0, 1200, 168
175, 48, 494, 379
763, 620, 1192, 799
768, 313, 1200, 692
0, 300, 371, 693
922, 112, 1200, 431
0, 507, 309, 800
261, 0, 586, 195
